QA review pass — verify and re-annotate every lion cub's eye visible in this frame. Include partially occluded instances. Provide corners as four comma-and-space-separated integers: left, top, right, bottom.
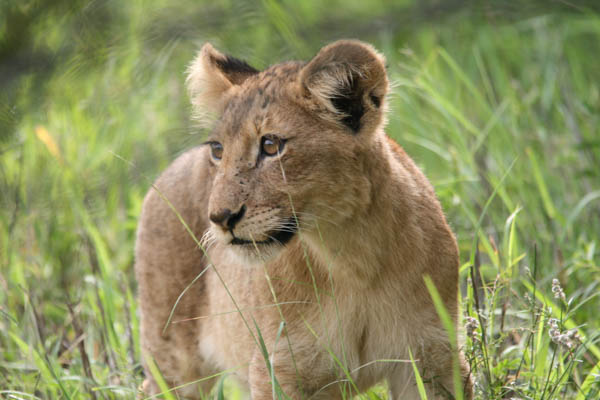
209, 142, 223, 161
260, 135, 285, 157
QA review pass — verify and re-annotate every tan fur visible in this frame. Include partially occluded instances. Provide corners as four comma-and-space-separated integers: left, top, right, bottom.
135, 40, 473, 399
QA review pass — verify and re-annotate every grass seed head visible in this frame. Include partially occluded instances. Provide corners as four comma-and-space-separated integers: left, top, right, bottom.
551, 278, 566, 302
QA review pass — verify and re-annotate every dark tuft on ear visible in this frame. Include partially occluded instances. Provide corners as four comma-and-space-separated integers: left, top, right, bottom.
300, 40, 388, 134
213, 54, 258, 77
330, 78, 364, 132
187, 43, 259, 125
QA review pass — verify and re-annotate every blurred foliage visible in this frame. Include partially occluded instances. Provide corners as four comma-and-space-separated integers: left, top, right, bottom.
1, 0, 599, 398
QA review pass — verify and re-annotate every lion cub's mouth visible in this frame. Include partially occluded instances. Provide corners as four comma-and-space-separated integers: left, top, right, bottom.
229, 217, 298, 247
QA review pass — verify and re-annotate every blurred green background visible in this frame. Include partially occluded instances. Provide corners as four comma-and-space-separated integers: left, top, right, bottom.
1, 0, 599, 399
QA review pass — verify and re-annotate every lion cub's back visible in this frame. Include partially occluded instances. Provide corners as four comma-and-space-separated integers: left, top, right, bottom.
136, 146, 212, 251
135, 146, 213, 344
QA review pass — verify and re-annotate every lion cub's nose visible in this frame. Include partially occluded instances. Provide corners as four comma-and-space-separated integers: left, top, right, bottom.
209, 205, 246, 231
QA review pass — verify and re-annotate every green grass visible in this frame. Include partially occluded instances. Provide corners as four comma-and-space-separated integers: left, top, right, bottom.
1, 1, 599, 399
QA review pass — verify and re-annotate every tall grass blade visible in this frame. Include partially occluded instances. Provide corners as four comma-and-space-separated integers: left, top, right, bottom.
525, 147, 558, 221
408, 348, 429, 400
577, 358, 600, 400
143, 355, 177, 400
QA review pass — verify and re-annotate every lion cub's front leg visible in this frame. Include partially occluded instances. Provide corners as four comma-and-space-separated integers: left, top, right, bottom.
249, 350, 303, 400
247, 338, 347, 400
388, 339, 472, 400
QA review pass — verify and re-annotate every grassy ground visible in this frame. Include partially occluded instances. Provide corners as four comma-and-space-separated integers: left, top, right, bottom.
1, 1, 599, 399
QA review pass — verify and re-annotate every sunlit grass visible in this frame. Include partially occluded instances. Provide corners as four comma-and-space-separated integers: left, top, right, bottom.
1, 2, 599, 399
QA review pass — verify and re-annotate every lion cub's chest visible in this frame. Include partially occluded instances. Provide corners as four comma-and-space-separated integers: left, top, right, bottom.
316, 286, 410, 387
201, 245, 410, 389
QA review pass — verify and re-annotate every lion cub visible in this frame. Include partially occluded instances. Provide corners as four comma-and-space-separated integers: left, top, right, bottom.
135, 40, 472, 399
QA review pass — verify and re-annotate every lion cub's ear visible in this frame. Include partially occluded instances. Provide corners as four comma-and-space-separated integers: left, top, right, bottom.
187, 43, 258, 121
300, 40, 388, 133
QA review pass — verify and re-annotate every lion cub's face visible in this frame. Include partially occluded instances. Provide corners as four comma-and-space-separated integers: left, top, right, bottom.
187, 42, 388, 261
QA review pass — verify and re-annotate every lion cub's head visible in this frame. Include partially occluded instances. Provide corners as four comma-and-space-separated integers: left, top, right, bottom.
187, 40, 389, 261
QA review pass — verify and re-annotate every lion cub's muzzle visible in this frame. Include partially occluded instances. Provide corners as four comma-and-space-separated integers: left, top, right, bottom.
209, 205, 298, 247
209, 205, 247, 231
